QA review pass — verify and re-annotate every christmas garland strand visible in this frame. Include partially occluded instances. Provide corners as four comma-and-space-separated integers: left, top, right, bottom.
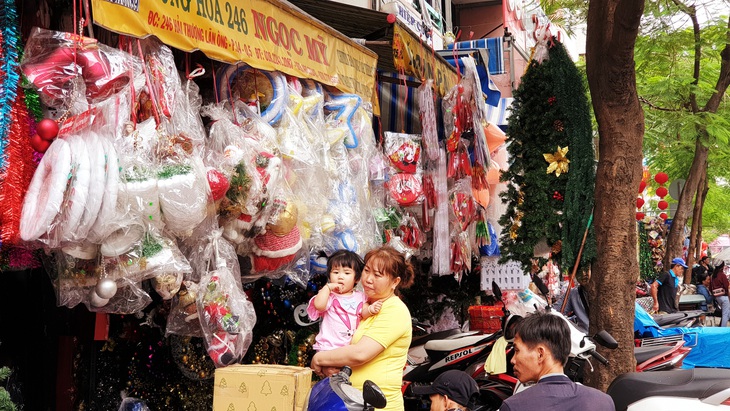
0, 0, 20, 172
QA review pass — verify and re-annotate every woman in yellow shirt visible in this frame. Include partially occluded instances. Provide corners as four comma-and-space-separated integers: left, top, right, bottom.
310, 246, 414, 411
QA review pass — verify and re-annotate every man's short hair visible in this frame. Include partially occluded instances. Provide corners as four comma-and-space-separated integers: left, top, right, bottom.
515, 311, 571, 365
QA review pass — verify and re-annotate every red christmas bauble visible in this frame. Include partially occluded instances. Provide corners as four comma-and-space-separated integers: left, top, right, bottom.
36, 118, 59, 141
654, 172, 669, 185
658, 200, 669, 210
636, 197, 645, 208
206, 168, 230, 201
30, 133, 51, 153
660, 212, 668, 220
639, 181, 647, 193
656, 186, 668, 198
636, 212, 645, 220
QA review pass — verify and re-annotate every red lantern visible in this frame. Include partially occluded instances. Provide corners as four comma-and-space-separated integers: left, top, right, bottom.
636, 197, 645, 208
654, 172, 669, 185
656, 186, 668, 198
639, 181, 647, 193
660, 212, 668, 220
636, 212, 645, 220
658, 200, 669, 210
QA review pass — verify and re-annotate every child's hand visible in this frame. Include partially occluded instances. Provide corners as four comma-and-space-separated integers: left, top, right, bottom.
369, 300, 384, 315
326, 283, 341, 293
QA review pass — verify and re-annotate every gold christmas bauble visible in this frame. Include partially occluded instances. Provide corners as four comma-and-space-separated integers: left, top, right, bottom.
269, 202, 298, 236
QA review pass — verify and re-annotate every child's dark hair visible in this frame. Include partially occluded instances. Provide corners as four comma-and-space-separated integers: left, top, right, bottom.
327, 250, 365, 280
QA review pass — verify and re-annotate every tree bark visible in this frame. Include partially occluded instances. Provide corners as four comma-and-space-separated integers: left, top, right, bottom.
664, 137, 709, 271
686, 164, 708, 281
585, 0, 645, 392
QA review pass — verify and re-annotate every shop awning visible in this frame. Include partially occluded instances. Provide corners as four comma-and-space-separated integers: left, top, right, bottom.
90, 0, 378, 101
289, 0, 459, 96
447, 38, 506, 75
486, 97, 514, 127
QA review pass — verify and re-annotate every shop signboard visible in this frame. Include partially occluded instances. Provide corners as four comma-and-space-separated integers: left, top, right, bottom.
392, 23, 457, 96
91, 0, 378, 101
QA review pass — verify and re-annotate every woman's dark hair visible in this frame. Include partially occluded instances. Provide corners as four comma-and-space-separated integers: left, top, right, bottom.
697, 272, 709, 284
327, 250, 365, 281
363, 246, 415, 292
713, 262, 726, 279
515, 312, 571, 366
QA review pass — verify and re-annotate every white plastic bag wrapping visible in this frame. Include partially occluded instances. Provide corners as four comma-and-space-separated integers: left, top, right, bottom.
197, 264, 256, 367
21, 27, 142, 108
166, 281, 204, 338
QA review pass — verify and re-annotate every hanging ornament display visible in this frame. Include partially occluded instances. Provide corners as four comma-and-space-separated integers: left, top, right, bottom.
639, 180, 647, 193
659, 212, 668, 220
636, 212, 645, 220
36, 118, 59, 140
657, 200, 668, 210
636, 197, 645, 208
656, 186, 668, 198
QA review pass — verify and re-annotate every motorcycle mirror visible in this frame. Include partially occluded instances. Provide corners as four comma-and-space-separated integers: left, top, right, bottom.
362, 380, 387, 409
492, 281, 502, 301
594, 330, 619, 350
532, 274, 550, 297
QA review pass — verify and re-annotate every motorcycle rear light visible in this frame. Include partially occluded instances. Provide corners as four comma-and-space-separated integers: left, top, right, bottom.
721, 398, 730, 406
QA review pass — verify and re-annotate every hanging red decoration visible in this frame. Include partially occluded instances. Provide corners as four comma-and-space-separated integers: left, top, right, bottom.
654, 172, 669, 185
636, 197, 645, 208
642, 166, 651, 184
636, 212, 645, 220
639, 181, 647, 193
658, 200, 669, 210
29, 133, 50, 153
36, 118, 58, 141
660, 212, 668, 220
656, 186, 668, 198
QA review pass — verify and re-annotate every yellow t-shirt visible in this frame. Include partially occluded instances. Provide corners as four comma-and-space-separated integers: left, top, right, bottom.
349, 296, 412, 411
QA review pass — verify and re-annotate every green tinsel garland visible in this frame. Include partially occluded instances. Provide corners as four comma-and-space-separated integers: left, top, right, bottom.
499, 41, 570, 272
554, 42, 596, 272
141, 233, 163, 258
638, 221, 656, 281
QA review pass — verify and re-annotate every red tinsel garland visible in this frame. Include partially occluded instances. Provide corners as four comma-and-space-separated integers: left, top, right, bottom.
0, 87, 36, 245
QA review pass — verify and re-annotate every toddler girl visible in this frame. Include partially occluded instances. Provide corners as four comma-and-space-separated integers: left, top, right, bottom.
307, 250, 381, 351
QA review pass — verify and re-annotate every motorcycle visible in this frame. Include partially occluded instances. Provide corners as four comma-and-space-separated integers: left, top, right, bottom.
607, 368, 730, 411
308, 366, 387, 411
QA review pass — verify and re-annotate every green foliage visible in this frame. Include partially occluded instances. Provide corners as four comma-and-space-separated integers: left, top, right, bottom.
499, 40, 595, 273
0, 367, 17, 411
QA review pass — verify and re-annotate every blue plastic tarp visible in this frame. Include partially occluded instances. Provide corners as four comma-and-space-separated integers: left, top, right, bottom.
634, 303, 730, 368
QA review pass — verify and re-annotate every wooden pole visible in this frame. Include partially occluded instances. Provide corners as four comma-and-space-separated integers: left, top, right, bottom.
561, 212, 594, 314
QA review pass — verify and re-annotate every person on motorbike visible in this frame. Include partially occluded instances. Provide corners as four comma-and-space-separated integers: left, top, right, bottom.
651, 257, 687, 314
499, 312, 614, 411
411, 370, 478, 411
310, 246, 415, 411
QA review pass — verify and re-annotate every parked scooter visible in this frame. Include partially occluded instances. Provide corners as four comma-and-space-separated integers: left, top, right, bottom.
652, 310, 705, 328
607, 368, 730, 411
308, 366, 387, 411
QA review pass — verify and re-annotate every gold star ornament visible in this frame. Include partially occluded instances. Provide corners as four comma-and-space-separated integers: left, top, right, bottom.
544, 146, 570, 177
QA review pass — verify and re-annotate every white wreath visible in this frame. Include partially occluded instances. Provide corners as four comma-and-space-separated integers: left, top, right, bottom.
20, 139, 72, 242
88, 137, 120, 243
54, 134, 91, 244
74, 131, 106, 240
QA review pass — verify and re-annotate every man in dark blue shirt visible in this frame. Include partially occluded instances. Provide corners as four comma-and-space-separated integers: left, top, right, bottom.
651, 257, 688, 314
499, 312, 614, 411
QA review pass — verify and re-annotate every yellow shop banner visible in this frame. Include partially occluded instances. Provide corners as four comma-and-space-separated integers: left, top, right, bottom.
91, 0, 378, 100
392, 23, 457, 96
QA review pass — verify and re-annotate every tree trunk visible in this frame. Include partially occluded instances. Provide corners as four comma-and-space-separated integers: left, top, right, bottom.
585, 0, 645, 392
686, 163, 708, 281
664, 137, 709, 271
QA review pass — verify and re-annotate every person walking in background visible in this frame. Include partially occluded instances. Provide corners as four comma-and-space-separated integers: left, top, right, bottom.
710, 262, 730, 327
651, 257, 687, 314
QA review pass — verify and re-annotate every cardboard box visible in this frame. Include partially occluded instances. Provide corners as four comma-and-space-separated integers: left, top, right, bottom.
213, 365, 313, 411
